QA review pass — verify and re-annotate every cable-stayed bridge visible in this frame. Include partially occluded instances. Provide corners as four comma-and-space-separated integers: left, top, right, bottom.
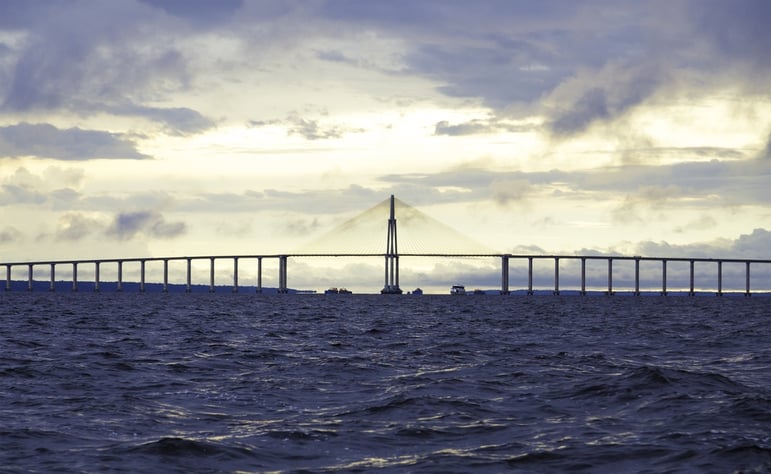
2, 195, 771, 295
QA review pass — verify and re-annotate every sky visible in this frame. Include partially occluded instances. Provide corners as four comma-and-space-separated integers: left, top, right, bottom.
1, 0, 770, 293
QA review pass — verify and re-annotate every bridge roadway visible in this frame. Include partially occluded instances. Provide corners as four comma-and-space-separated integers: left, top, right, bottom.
2, 253, 771, 295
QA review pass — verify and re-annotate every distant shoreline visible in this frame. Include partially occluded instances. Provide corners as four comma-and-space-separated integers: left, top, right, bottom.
3, 280, 770, 296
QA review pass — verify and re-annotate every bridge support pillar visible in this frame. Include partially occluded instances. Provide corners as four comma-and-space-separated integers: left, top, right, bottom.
50, 263, 56, 292
209, 258, 215, 293
140, 260, 146, 293
278, 256, 288, 293
256, 257, 263, 294
233, 257, 239, 293
717, 260, 722, 296
186, 258, 192, 293
689, 260, 695, 296
27, 264, 33, 291
5, 265, 10, 291
553, 257, 560, 295
163, 259, 169, 293
607, 258, 614, 296
580, 257, 586, 296
72, 263, 78, 292
634, 257, 640, 296
500, 255, 510, 295
745, 261, 751, 297
661, 259, 667, 296
527, 257, 534, 295
94, 262, 100, 292
117, 261, 123, 292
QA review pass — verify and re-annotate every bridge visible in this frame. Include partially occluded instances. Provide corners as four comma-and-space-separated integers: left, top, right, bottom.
2, 195, 771, 295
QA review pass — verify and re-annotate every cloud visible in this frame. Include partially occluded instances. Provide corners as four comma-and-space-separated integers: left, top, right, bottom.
55, 212, 104, 241
490, 179, 533, 205
249, 113, 365, 141
545, 61, 665, 136
286, 116, 345, 141
104, 104, 215, 136
283, 218, 322, 237
0, 225, 22, 244
138, 0, 244, 26
434, 118, 535, 136
379, 156, 771, 211
0, 2, 214, 134
691, 0, 771, 70
107, 210, 187, 240
0, 183, 47, 205
311, 1, 771, 136
761, 134, 771, 160
0, 123, 149, 160
634, 228, 771, 259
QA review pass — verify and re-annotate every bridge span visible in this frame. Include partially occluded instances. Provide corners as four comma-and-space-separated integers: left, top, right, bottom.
3, 196, 770, 295
2, 253, 771, 295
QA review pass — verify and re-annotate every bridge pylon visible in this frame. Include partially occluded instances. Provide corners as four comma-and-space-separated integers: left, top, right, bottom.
381, 194, 402, 294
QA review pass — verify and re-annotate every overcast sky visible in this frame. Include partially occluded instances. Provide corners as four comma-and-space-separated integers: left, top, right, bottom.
1, 0, 770, 292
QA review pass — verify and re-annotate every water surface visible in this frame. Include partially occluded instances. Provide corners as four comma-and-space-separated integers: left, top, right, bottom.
1, 293, 769, 472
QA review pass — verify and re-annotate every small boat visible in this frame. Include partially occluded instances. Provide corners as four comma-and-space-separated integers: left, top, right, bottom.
412, 288, 423, 295
450, 285, 466, 295
325, 287, 352, 294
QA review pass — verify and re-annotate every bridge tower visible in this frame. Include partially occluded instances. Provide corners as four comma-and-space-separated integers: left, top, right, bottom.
381, 194, 402, 294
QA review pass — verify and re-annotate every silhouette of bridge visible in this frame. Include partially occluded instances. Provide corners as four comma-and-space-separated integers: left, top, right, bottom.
2, 195, 771, 295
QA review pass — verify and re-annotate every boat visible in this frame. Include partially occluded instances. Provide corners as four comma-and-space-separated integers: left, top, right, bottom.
325, 287, 352, 294
412, 288, 423, 295
450, 285, 466, 295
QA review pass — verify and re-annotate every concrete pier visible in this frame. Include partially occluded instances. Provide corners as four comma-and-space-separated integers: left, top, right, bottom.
278, 256, 288, 293
209, 257, 215, 293
257, 257, 263, 293
140, 260, 146, 293
500, 255, 510, 295
163, 259, 169, 293
634, 258, 640, 296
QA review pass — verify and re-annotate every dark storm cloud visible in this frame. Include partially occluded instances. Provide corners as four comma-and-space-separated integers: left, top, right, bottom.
138, 0, 243, 26
0, 123, 149, 160
319, 0, 771, 134
107, 210, 186, 240
692, 0, 771, 69
0, 0, 47, 28
0, 1, 213, 134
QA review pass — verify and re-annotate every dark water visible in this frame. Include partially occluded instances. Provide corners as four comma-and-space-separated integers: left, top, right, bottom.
1, 293, 769, 473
